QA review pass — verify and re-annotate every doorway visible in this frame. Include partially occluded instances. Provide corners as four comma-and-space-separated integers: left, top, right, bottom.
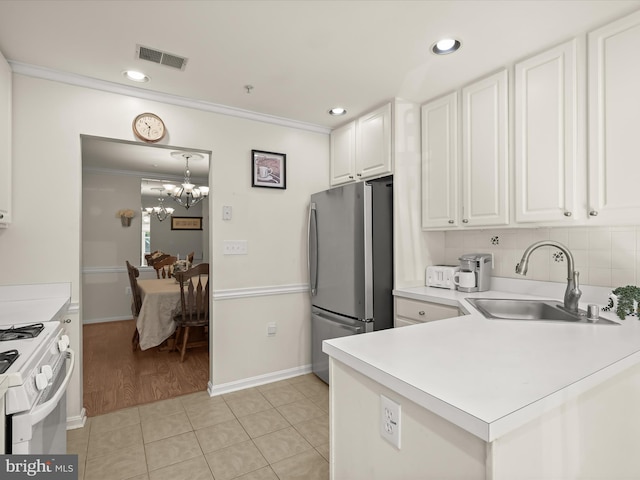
81, 135, 212, 416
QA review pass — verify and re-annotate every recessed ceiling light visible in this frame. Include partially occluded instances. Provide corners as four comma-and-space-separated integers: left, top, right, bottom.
329, 107, 347, 116
431, 38, 461, 55
123, 70, 150, 82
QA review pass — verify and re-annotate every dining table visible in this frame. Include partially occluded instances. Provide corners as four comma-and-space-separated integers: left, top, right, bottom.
136, 274, 209, 350
136, 277, 183, 350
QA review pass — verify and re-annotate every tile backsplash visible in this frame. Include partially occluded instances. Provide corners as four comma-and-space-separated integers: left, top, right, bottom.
444, 226, 640, 289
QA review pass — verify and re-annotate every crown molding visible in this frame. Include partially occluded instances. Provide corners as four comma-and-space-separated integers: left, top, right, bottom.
9, 61, 331, 135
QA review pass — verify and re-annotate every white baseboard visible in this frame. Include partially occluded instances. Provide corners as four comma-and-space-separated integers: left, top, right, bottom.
83, 315, 131, 325
67, 408, 87, 430
208, 364, 313, 397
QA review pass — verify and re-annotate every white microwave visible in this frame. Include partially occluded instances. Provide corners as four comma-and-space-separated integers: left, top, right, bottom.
426, 265, 460, 290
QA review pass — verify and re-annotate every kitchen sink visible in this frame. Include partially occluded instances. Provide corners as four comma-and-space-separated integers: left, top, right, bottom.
467, 298, 618, 325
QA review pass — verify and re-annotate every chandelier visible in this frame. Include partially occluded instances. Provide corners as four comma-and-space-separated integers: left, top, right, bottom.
163, 152, 209, 210
145, 197, 174, 222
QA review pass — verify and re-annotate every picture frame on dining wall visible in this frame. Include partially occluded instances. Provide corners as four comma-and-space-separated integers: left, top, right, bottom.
251, 149, 286, 189
171, 216, 203, 231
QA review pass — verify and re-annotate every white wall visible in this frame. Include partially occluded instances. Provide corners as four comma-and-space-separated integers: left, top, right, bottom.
0, 73, 329, 424
83, 172, 142, 267
82, 172, 145, 322
393, 99, 446, 289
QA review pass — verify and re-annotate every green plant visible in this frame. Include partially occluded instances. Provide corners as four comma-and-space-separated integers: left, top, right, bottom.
611, 285, 640, 320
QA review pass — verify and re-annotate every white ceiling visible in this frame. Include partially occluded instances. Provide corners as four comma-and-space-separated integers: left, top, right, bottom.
1, 0, 638, 131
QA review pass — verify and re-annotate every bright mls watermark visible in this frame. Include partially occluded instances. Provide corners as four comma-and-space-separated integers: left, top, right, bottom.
0, 455, 78, 479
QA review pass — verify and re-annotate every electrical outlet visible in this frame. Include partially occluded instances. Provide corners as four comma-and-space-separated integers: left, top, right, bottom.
223, 240, 248, 255
380, 394, 401, 449
267, 322, 277, 336
222, 205, 232, 220
125, 286, 132, 295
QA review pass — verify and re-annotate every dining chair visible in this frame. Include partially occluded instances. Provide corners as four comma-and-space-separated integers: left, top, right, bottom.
126, 260, 143, 351
146, 251, 170, 267
187, 251, 194, 265
173, 263, 209, 362
153, 255, 177, 279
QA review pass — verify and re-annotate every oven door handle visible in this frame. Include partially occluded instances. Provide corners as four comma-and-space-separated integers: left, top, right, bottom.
29, 349, 75, 427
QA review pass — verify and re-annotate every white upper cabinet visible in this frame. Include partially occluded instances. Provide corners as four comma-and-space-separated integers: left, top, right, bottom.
421, 71, 508, 230
588, 10, 640, 224
461, 69, 509, 226
514, 39, 582, 224
418, 12, 640, 231
0, 49, 11, 227
330, 121, 357, 185
356, 103, 392, 180
421, 92, 459, 228
330, 102, 392, 186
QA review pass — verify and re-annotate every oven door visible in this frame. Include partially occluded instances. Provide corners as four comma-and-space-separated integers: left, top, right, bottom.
10, 349, 74, 454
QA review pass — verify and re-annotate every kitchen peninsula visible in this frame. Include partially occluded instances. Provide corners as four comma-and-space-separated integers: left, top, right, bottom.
324, 281, 640, 479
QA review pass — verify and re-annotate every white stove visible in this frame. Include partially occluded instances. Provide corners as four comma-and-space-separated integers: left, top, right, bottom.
2, 321, 68, 410
0, 283, 73, 454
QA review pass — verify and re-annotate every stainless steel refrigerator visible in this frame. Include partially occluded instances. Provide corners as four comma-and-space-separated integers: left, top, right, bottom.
308, 176, 393, 384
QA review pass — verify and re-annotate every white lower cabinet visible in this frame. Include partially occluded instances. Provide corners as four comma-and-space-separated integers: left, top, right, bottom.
394, 297, 459, 327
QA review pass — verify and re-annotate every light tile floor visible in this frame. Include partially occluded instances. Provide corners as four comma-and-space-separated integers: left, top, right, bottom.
68, 374, 330, 480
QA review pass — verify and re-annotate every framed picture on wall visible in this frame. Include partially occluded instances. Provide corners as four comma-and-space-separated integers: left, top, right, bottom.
171, 216, 202, 231
251, 150, 286, 189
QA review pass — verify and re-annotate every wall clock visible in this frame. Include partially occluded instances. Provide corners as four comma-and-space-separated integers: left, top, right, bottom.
132, 112, 166, 143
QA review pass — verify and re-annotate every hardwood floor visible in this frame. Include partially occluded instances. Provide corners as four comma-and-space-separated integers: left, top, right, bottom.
82, 319, 209, 417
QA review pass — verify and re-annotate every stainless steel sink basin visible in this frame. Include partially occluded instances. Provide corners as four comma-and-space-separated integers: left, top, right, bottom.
467, 298, 618, 325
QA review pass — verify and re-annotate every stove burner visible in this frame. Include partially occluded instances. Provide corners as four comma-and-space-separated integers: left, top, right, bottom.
0, 349, 19, 374
0, 323, 45, 341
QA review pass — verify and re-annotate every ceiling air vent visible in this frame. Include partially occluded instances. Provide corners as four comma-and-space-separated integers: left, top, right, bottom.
136, 45, 188, 71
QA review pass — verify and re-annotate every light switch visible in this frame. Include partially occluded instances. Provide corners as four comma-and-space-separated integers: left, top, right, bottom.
223, 240, 248, 255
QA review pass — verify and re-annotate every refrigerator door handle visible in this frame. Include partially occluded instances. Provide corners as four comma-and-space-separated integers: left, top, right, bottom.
308, 202, 318, 296
313, 309, 364, 334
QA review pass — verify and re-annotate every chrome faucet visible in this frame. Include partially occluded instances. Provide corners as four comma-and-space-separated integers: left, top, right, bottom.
515, 241, 582, 313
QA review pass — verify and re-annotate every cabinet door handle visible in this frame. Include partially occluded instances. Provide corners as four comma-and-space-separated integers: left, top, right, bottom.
564, 211, 572, 217
462, 219, 469, 224
348, 175, 354, 179
356, 173, 362, 177
589, 210, 598, 216
448, 219, 454, 224
0, 213, 3, 219
418, 311, 425, 316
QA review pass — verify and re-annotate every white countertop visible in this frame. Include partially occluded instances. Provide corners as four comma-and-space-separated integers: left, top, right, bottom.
0, 283, 71, 326
323, 279, 640, 442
